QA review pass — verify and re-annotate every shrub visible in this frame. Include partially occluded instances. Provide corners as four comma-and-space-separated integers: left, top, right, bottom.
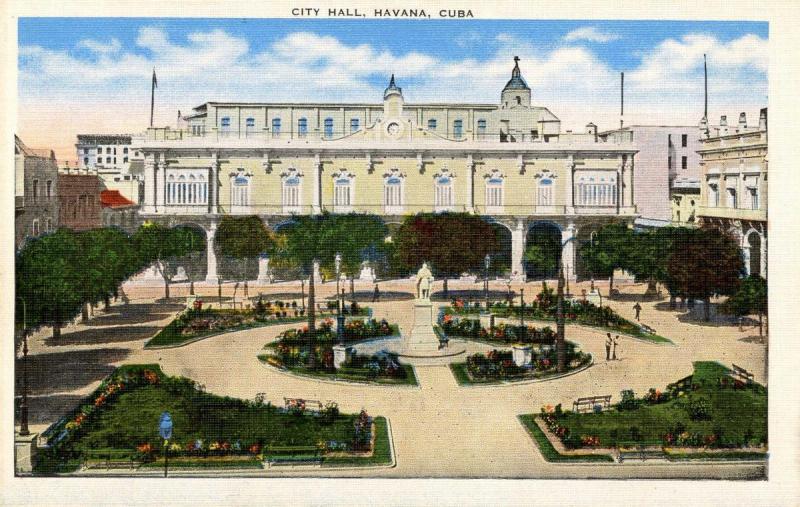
687, 397, 712, 420
618, 390, 639, 411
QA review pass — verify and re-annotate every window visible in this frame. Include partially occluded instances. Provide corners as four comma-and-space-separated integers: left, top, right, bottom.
46, 218, 52, 232
83, 148, 89, 154
681, 156, 687, 170
515, 96, 521, 105
32, 179, 39, 202
46, 180, 52, 199
428, 119, 437, 131
708, 183, 719, 206
167, 173, 207, 205
106, 157, 111, 164
272, 118, 281, 138
32, 219, 39, 237
220, 117, 231, 137
246, 117, 255, 136
124, 175, 130, 181
230, 173, 250, 211
384, 174, 403, 213
97, 158, 102, 164
434, 175, 454, 211
453, 119, 463, 139
575, 174, 618, 206
123, 157, 129, 163
350, 118, 360, 133
113, 148, 117, 155
106, 147, 111, 154
298, 118, 308, 138
84, 157, 89, 166
324, 118, 334, 139
113, 157, 117, 164
750, 188, 759, 210
538, 178, 554, 206
477, 119, 487, 138
727, 188, 737, 209
123, 147, 129, 154
282, 172, 302, 213
485, 176, 503, 210
333, 175, 353, 211
681, 134, 688, 147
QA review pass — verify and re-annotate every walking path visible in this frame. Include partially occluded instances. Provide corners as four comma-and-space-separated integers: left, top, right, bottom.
17, 278, 768, 478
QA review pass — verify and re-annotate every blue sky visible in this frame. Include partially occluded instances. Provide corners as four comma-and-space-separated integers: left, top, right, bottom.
18, 18, 768, 160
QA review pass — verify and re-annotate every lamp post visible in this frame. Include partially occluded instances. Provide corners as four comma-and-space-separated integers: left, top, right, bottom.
17, 297, 29, 437
519, 287, 525, 342
335, 253, 341, 314
159, 411, 173, 478
337, 288, 346, 345
589, 231, 597, 291
484, 254, 491, 311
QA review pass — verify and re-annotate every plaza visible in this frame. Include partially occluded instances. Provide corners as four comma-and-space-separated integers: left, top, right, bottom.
16, 275, 767, 478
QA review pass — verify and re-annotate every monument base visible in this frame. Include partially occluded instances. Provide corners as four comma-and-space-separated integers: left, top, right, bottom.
400, 300, 466, 359
15, 432, 38, 475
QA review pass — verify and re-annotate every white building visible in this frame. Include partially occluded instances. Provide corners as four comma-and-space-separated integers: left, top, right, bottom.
76, 134, 144, 203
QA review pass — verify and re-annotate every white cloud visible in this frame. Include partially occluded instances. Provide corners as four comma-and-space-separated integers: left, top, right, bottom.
77, 38, 121, 54
563, 26, 621, 43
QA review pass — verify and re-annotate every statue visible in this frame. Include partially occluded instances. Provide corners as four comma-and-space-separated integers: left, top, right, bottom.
415, 263, 434, 300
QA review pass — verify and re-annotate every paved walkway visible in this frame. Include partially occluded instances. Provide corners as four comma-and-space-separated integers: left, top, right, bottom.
17, 278, 767, 478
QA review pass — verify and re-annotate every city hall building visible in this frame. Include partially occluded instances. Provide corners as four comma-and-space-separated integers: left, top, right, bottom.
137, 58, 638, 283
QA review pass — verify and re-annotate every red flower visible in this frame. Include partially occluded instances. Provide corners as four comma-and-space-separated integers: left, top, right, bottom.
137, 443, 153, 454
249, 443, 261, 454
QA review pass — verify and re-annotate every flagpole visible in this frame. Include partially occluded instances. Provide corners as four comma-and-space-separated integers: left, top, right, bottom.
150, 68, 156, 127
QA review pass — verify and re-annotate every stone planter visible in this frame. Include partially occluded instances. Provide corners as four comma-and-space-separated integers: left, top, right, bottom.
512, 345, 533, 367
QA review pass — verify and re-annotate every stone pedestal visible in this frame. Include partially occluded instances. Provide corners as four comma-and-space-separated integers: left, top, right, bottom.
185, 294, 197, 310
333, 345, 351, 369
257, 256, 270, 284
15, 432, 38, 475
512, 345, 533, 367
586, 289, 602, 306
359, 264, 376, 282
404, 301, 440, 353
479, 312, 492, 330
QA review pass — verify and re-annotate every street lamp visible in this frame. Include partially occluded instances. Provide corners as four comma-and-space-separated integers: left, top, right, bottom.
484, 254, 491, 311
16, 297, 29, 437
159, 411, 173, 478
589, 231, 597, 291
337, 288, 346, 346
335, 253, 342, 314
519, 287, 525, 342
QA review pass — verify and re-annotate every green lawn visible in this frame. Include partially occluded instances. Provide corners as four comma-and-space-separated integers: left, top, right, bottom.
518, 415, 615, 462
538, 361, 767, 449
281, 363, 419, 386
323, 417, 393, 467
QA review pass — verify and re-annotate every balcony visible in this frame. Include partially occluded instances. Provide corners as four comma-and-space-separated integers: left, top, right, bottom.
697, 205, 766, 222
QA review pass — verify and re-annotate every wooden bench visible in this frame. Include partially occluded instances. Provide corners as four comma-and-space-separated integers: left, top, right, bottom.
265, 445, 323, 465
284, 397, 323, 414
618, 449, 667, 462
729, 364, 755, 385
83, 449, 139, 470
572, 395, 612, 413
667, 375, 694, 395
434, 327, 449, 349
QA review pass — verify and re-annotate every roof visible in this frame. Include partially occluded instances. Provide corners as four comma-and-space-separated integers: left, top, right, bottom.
503, 56, 530, 91
100, 190, 137, 209
77, 134, 133, 145
15, 135, 55, 159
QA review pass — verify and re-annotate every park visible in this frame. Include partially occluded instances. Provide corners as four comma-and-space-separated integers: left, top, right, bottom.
14, 212, 768, 478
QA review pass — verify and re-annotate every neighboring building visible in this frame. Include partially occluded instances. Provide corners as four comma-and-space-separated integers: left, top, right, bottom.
14, 135, 59, 247
697, 109, 767, 277
670, 176, 700, 225
76, 134, 144, 203
599, 125, 702, 227
58, 170, 102, 231
100, 190, 140, 233
138, 58, 639, 283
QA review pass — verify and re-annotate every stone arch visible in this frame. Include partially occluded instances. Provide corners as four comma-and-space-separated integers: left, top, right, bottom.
482, 218, 514, 277
525, 221, 562, 280
574, 221, 605, 281
746, 229, 762, 277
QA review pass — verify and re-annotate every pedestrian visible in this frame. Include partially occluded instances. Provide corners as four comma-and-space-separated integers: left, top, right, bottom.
372, 283, 380, 302
633, 302, 642, 321
612, 335, 619, 360
605, 333, 612, 361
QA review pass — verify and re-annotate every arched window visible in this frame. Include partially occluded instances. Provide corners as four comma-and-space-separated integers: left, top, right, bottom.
282, 172, 302, 213
350, 118, 360, 133
384, 173, 404, 213
485, 175, 504, 211
231, 172, 251, 212
83, 157, 89, 166
428, 119, 437, 131
477, 119, 487, 138
167, 172, 207, 206
324, 118, 334, 139
333, 173, 354, 211
298, 118, 308, 138
453, 119, 463, 139
434, 174, 454, 211
271, 118, 281, 138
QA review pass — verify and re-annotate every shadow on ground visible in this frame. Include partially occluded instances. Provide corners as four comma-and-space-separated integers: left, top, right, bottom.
44, 326, 164, 346
249, 292, 304, 300
15, 347, 130, 396
325, 290, 415, 302
83, 303, 183, 326
606, 292, 666, 303
431, 289, 516, 302
15, 394, 87, 426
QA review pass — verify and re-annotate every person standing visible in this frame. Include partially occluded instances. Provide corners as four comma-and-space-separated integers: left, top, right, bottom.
612, 335, 619, 360
605, 333, 612, 361
633, 302, 642, 321
372, 283, 380, 302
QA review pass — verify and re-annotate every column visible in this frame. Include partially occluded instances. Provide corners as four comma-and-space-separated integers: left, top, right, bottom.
510, 220, 527, 282
155, 157, 165, 211
209, 152, 219, 213
313, 259, 321, 282
312, 153, 321, 214
623, 156, 633, 209
257, 254, 270, 284
565, 156, 575, 213
616, 160, 623, 212
742, 243, 752, 276
760, 233, 767, 278
466, 154, 475, 213
205, 223, 219, 284
561, 223, 577, 281
143, 155, 155, 213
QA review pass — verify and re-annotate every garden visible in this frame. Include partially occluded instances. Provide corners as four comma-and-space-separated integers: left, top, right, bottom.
145, 297, 370, 348
34, 364, 391, 474
259, 318, 416, 385
520, 361, 767, 461
443, 282, 671, 344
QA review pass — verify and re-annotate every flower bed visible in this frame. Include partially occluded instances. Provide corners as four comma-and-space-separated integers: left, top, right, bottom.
530, 362, 767, 455
439, 313, 556, 345
451, 343, 591, 385
34, 364, 386, 474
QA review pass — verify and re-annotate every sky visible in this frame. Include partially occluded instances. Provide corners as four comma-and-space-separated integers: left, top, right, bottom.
17, 18, 768, 163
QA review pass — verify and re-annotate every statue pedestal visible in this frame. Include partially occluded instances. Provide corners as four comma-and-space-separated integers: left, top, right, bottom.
15, 432, 38, 475
404, 301, 440, 353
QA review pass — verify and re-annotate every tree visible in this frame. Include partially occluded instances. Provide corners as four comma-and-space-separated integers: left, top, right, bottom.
215, 216, 276, 290
395, 213, 500, 297
667, 226, 744, 321
77, 228, 139, 315
626, 227, 676, 296
16, 229, 84, 340
133, 223, 205, 301
721, 276, 768, 336
578, 222, 633, 293
524, 233, 560, 280
324, 214, 388, 298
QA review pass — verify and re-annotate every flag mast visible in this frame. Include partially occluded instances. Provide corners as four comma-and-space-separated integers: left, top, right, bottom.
150, 68, 157, 127
620, 72, 624, 129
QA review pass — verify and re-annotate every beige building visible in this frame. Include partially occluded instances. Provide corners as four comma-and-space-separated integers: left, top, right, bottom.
15, 135, 59, 247
697, 109, 767, 277
139, 59, 639, 283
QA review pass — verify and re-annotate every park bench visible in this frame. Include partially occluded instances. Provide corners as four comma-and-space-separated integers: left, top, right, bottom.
639, 323, 657, 335
618, 449, 667, 463
283, 397, 323, 414
729, 364, 755, 385
83, 449, 139, 470
572, 395, 612, 413
265, 445, 323, 466
667, 375, 694, 396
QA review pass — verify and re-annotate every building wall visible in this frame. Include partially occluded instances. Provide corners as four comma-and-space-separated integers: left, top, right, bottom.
58, 173, 103, 231
670, 188, 700, 224
15, 144, 59, 247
